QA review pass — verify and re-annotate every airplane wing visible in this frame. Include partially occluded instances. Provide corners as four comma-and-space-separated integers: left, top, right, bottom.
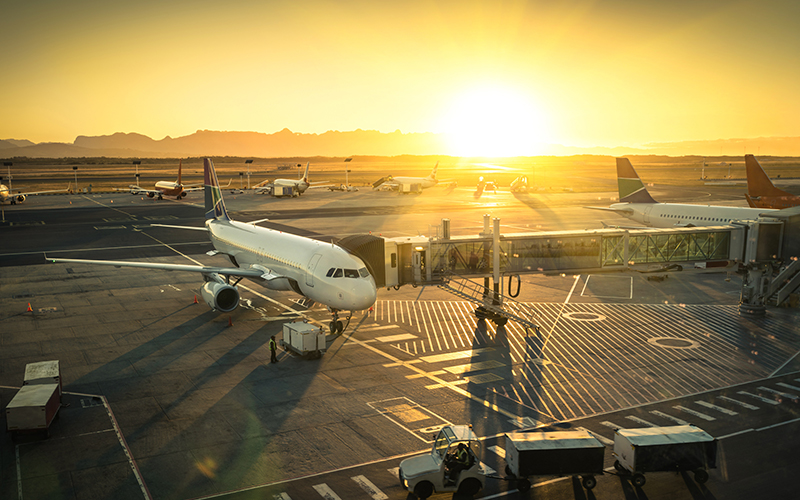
11, 186, 70, 197
150, 223, 208, 231
583, 206, 634, 215
182, 186, 204, 192
127, 186, 163, 196
47, 257, 289, 281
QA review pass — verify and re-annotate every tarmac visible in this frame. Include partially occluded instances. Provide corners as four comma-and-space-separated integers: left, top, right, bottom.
1, 184, 799, 500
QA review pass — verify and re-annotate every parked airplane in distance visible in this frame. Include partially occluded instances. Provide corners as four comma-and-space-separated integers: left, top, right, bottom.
373, 162, 441, 193
128, 160, 203, 200
52, 158, 377, 333
585, 158, 777, 227
744, 154, 800, 209
254, 162, 324, 196
0, 182, 67, 204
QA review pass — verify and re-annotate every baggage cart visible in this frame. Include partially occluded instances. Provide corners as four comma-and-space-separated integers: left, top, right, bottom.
6, 383, 61, 439
24, 360, 62, 400
280, 322, 327, 358
613, 424, 717, 486
505, 430, 606, 491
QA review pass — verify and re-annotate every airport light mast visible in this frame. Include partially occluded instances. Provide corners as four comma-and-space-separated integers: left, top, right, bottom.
245, 159, 253, 189
72, 166, 78, 193
133, 160, 141, 187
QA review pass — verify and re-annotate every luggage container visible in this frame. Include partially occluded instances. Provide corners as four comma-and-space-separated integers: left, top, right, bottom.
613, 424, 717, 486
24, 360, 62, 399
280, 322, 327, 358
6, 383, 61, 439
505, 430, 606, 491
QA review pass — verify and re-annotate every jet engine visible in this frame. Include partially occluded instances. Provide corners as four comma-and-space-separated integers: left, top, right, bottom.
147, 192, 155, 198
201, 280, 240, 312
13, 194, 26, 204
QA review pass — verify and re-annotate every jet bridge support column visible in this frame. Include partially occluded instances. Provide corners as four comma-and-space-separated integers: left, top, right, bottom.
739, 263, 770, 316
493, 217, 501, 305
482, 214, 491, 297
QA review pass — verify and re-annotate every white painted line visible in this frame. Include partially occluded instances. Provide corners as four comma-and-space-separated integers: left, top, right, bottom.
716, 429, 754, 440
488, 445, 507, 459
273, 494, 292, 500
376, 333, 415, 342
100, 396, 152, 500
387, 467, 399, 479
351, 475, 388, 500
15, 445, 22, 500
777, 382, 800, 392
758, 386, 798, 399
695, 400, 738, 416
649, 410, 689, 425
444, 359, 505, 375
757, 416, 800, 432
576, 427, 614, 446
361, 325, 400, 332
625, 415, 659, 427
737, 391, 780, 405
313, 483, 342, 500
673, 405, 715, 421
426, 380, 468, 390
420, 348, 494, 364
718, 395, 759, 410
600, 421, 624, 430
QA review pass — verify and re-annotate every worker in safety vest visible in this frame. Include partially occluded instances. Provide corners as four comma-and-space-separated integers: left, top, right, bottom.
269, 336, 278, 363
446, 443, 470, 484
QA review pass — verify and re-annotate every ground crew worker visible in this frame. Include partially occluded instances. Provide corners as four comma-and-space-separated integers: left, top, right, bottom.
446, 443, 470, 484
269, 335, 278, 363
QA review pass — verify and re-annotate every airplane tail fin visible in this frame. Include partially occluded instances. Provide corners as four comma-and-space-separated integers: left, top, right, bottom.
616, 158, 657, 204
177, 159, 182, 185
204, 158, 231, 221
300, 162, 310, 183
745, 154, 791, 198
429, 161, 439, 180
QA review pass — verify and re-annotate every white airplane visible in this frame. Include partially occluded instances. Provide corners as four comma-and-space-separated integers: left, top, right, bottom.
1, 182, 67, 204
373, 162, 441, 192
254, 162, 323, 196
128, 160, 203, 200
585, 158, 777, 227
50, 158, 377, 333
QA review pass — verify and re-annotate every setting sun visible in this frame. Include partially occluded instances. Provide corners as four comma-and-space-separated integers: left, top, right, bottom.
440, 86, 550, 157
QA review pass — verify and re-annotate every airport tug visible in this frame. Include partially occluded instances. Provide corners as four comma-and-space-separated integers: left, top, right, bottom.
399, 425, 485, 499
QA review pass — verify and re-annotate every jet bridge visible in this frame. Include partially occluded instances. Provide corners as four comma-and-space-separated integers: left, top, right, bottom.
339, 210, 800, 323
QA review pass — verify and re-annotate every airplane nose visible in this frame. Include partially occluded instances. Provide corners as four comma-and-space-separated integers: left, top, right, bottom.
351, 280, 377, 310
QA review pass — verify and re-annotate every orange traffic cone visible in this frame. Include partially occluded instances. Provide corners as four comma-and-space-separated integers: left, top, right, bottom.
193, 294, 198, 304
26, 303, 32, 312
228, 316, 233, 327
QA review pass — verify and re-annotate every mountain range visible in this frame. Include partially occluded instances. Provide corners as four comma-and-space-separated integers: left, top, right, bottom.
2, 129, 800, 158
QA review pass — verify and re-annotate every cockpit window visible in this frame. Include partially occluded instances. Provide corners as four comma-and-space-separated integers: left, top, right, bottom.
326, 268, 335, 277
344, 269, 359, 278
358, 267, 370, 278
333, 268, 343, 278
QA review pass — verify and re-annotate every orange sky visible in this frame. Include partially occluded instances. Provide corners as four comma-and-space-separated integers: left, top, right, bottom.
2, 0, 799, 156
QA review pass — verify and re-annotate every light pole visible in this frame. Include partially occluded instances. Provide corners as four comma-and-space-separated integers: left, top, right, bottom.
245, 159, 253, 189
3, 162, 12, 192
72, 166, 78, 193
133, 160, 141, 187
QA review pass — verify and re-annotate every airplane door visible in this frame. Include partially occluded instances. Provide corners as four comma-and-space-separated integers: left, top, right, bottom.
306, 253, 322, 287
643, 205, 653, 224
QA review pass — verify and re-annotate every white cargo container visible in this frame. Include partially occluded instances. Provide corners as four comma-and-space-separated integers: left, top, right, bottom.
280, 322, 327, 358
6, 383, 61, 438
613, 424, 717, 486
24, 360, 62, 399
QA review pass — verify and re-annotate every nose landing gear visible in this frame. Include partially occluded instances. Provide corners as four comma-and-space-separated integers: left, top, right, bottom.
328, 309, 352, 334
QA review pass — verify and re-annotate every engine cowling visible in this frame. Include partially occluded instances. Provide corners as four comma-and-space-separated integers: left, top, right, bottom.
14, 194, 26, 203
201, 281, 240, 312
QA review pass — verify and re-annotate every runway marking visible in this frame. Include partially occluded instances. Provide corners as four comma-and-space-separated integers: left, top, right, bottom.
464, 373, 504, 384
80, 195, 136, 217
426, 380, 468, 389
717, 395, 759, 410
576, 427, 614, 446
758, 386, 798, 400
367, 397, 451, 442
406, 370, 445, 379
600, 421, 624, 430
738, 391, 780, 405
375, 333, 415, 342
540, 274, 580, 356
695, 400, 738, 416
649, 410, 689, 425
351, 475, 388, 500
673, 405, 715, 421
625, 415, 659, 427
488, 445, 506, 459
387, 468, 399, 479
420, 348, 493, 364
312, 483, 341, 500
273, 494, 292, 500
776, 382, 800, 392
94, 225, 127, 230
444, 359, 505, 375
756, 416, 800, 432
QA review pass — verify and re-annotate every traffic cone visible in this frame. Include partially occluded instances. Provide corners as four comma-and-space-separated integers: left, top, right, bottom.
26, 303, 32, 312
193, 294, 198, 304
228, 316, 233, 327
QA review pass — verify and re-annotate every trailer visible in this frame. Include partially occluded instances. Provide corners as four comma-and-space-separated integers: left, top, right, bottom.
504, 430, 606, 492
612, 424, 717, 486
24, 360, 62, 399
280, 322, 327, 358
6, 383, 61, 439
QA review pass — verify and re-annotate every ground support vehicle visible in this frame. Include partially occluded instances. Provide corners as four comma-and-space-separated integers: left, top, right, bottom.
504, 430, 606, 492
6, 383, 60, 440
612, 424, 717, 487
280, 321, 327, 358
399, 425, 486, 499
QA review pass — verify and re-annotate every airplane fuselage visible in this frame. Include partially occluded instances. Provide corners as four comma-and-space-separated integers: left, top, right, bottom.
273, 178, 309, 194
207, 219, 376, 310
388, 176, 437, 189
611, 202, 776, 227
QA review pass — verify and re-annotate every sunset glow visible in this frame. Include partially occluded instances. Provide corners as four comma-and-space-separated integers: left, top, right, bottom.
1, 1, 799, 154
